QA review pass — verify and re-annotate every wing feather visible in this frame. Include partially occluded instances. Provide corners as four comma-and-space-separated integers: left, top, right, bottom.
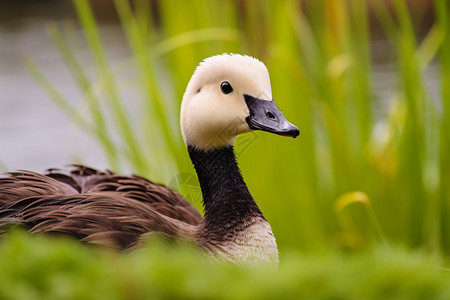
0, 166, 202, 249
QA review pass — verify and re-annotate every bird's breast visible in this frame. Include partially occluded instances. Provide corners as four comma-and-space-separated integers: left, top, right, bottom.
203, 217, 279, 266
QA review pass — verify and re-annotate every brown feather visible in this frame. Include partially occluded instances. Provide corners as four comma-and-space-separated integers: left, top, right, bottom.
0, 166, 202, 249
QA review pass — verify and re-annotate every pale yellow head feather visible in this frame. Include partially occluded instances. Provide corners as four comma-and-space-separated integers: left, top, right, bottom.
180, 54, 272, 150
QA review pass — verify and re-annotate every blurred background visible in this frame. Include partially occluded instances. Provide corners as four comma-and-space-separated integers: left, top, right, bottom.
0, 0, 449, 257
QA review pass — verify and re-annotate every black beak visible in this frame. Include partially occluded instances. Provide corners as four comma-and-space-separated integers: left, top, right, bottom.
244, 95, 299, 138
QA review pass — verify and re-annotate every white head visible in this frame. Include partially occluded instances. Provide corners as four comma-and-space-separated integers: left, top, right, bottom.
181, 54, 299, 150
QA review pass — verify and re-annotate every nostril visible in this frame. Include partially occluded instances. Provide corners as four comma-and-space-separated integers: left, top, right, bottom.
266, 111, 276, 120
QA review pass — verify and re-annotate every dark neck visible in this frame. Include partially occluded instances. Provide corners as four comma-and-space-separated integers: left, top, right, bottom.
187, 145, 264, 234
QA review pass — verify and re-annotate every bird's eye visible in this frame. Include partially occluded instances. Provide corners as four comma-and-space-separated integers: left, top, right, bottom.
220, 81, 233, 94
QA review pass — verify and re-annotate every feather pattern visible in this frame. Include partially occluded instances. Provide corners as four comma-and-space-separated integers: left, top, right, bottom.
0, 165, 202, 249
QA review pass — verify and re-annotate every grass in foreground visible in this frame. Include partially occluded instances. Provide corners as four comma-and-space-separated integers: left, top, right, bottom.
1, 230, 450, 300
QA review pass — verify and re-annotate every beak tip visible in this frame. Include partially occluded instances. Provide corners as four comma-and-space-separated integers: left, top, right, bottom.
289, 127, 300, 138
281, 122, 299, 138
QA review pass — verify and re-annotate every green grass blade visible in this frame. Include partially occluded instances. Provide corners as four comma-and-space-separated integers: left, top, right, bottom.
73, 0, 148, 174
47, 23, 120, 170
24, 57, 91, 133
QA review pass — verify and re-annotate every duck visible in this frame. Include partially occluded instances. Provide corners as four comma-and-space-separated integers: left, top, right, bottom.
0, 54, 299, 266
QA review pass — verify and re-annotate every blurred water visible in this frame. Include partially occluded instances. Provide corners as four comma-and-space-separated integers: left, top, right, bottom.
0, 4, 136, 173
0, 3, 441, 173
0, 18, 75, 172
